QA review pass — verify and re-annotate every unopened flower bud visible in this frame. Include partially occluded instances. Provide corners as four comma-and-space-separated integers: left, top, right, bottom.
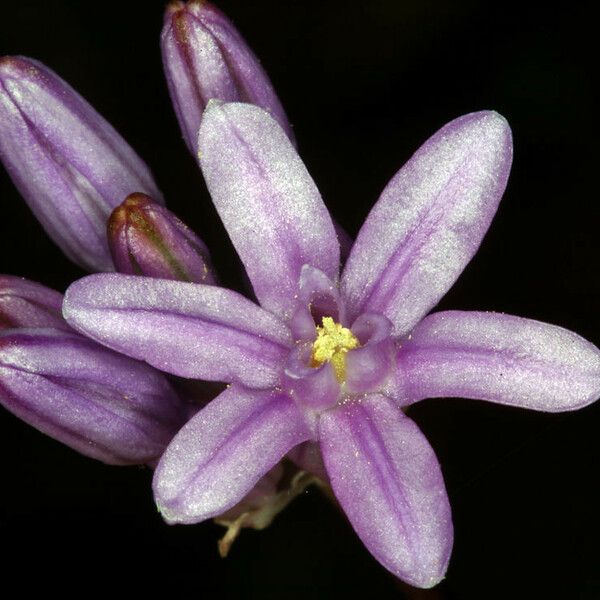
161, 0, 294, 153
0, 56, 163, 272
0, 275, 69, 330
108, 193, 215, 283
0, 327, 187, 465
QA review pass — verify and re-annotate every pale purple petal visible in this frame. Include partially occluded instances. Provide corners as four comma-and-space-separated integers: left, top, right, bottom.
320, 395, 452, 588
345, 313, 395, 394
0, 328, 185, 465
161, 0, 294, 154
399, 311, 600, 411
0, 275, 69, 330
283, 341, 340, 413
198, 101, 339, 319
0, 56, 162, 272
63, 274, 292, 388
342, 111, 512, 336
153, 384, 310, 524
289, 264, 342, 341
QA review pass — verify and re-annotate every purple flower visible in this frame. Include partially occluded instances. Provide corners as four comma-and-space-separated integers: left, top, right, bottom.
0, 56, 163, 272
162, 0, 294, 153
62, 102, 600, 587
0, 277, 187, 465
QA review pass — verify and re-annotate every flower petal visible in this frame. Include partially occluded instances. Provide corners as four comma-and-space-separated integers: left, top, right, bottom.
0, 328, 185, 465
198, 101, 339, 319
153, 384, 310, 524
0, 57, 162, 271
345, 312, 395, 394
320, 394, 452, 588
342, 111, 512, 336
289, 265, 342, 341
399, 311, 600, 411
63, 274, 292, 388
283, 341, 340, 413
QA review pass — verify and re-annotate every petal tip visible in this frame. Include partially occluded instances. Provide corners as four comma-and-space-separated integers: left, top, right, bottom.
403, 571, 446, 590
454, 109, 512, 144
0, 55, 28, 77
164, 1, 185, 17
198, 99, 227, 142
482, 109, 512, 141
152, 468, 199, 525
0, 56, 48, 88
62, 274, 100, 324
444, 109, 513, 181
384, 524, 452, 589
62, 277, 83, 312
204, 97, 225, 113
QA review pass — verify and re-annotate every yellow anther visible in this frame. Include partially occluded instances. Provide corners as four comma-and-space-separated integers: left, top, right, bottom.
310, 317, 359, 382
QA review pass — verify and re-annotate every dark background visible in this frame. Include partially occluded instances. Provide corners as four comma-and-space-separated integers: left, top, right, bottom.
1, 1, 598, 598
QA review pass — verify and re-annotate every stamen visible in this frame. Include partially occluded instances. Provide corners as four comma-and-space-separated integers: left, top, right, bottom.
310, 317, 359, 382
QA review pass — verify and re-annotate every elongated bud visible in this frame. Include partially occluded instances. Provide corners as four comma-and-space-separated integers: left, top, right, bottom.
0, 327, 187, 465
108, 193, 215, 283
161, 0, 294, 153
0, 56, 163, 272
0, 275, 69, 330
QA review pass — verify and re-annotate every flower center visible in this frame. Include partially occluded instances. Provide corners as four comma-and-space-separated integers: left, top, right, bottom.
310, 317, 359, 382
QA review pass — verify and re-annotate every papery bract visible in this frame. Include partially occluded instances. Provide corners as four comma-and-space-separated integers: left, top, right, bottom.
214, 463, 322, 557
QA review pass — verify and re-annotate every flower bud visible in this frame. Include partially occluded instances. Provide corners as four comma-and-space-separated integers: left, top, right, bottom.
108, 193, 215, 283
0, 56, 163, 272
0, 275, 69, 330
161, 0, 294, 153
0, 327, 187, 465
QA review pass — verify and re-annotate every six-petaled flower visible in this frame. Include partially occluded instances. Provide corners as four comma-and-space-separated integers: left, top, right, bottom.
63, 102, 600, 587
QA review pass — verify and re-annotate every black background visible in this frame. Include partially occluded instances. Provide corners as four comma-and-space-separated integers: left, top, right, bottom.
1, 1, 598, 598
